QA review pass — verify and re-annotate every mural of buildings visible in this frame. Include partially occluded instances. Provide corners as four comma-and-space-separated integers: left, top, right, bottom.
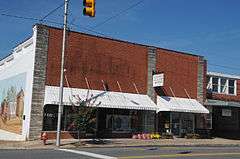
16, 89, 24, 118
0, 73, 26, 134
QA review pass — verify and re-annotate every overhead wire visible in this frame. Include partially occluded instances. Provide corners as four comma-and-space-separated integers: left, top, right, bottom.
0, 13, 63, 26
70, 23, 111, 37
92, 0, 144, 28
0, 2, 239, 74
208, 63, 240, 72
39, 2, 64, 22
0, 12, 106, 38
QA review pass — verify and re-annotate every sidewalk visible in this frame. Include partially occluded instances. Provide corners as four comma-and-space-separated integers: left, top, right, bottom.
1, 138, 240, 149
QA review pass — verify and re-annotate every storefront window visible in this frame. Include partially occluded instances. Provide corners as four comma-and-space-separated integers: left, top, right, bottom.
142, 111, 155, 133
106, 114, 132, 132
42, 105, 58, 131
42, 105, 77, 131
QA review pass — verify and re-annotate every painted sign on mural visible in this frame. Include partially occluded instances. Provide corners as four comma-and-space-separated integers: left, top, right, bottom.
0, 73, 26, 134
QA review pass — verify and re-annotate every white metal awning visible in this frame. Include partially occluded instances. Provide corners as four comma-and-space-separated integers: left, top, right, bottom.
44, 86, 158, 111
157, 96, 209, 114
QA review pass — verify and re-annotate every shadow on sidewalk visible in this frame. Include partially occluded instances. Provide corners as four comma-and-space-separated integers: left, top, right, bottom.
66, 139, 127, 147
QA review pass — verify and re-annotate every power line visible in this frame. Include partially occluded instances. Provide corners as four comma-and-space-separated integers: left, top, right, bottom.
93, 0, 144, 28
0, 11, 111, 38
208, 63, 240, 72
1, 10, 240, 74
69, 0, 145, 39
70, 23, 111, 37
0, 13, 63, 26
1, 13, 40, 21
40, 3, 64, 22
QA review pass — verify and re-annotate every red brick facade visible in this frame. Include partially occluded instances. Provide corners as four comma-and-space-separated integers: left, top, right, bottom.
46, 26, 202, 99
46, 27, 148, 94
155, 49, 199, 99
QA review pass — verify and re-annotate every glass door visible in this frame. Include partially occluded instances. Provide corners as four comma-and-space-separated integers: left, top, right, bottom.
171, 112, 180, 136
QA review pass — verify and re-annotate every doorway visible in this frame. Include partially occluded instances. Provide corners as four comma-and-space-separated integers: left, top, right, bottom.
170, 112, 194, 137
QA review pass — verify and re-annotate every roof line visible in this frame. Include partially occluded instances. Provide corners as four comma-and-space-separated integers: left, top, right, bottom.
0, 36, 32, 61
36, 23, 202, 58
208, 71, 240, 79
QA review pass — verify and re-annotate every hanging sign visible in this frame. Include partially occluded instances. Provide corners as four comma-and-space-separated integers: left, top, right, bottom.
153, 73, 164, 87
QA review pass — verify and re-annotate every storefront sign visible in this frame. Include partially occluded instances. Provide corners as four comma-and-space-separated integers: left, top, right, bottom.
153, 73, 164, 87
222, 109, 232, 117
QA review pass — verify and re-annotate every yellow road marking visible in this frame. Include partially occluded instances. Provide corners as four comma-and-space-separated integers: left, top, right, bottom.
126, 147, 198, 151
118, 152, 240, 159
125, 148, 146, 151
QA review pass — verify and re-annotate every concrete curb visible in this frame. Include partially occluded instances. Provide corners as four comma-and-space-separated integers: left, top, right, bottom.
74, 144, 240, 149
1, 143, 240, 150
1, 138, 240, 149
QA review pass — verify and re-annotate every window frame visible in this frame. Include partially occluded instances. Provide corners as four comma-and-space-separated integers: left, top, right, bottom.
228, 79, 236, 95
207, 76, 237, 96
211, 77, 219, 93
220, 78, 228, 94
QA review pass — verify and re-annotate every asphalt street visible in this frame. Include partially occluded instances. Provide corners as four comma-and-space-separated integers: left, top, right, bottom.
0, 149, 95, 159
1, 146, 240, 159
75, 146, 240, 159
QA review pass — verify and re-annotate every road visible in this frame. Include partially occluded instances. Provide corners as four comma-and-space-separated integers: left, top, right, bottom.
1, 146, 240, 159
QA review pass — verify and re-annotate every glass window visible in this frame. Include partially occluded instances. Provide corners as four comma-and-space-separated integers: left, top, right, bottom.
220, 78, 227, 93
42, 105, 79, 131
228, 79, 235, 95
207, 76, 211, 91
42, 105, 58, 131
106, 114, 132, 132
229, 80, 235, 86
212, 77, 219, 92
143, 111, 155, 133
208, 76, 237, 95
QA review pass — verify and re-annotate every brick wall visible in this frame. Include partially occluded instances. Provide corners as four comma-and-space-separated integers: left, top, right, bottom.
155, 48, 199, 99
46, 26, 201, 99
46, 27, 148, 94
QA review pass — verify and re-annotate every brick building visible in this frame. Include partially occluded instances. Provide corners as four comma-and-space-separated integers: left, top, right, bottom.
0, 24, 209, 140
205, 72, 240, 138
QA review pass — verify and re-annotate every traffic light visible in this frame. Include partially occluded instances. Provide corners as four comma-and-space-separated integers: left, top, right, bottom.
83, 0, 95, 17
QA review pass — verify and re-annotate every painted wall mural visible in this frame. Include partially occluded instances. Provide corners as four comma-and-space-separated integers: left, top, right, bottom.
0, 73, 26, 134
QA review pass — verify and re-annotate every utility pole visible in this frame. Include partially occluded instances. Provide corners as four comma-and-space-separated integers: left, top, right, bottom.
56, 0, 69, 147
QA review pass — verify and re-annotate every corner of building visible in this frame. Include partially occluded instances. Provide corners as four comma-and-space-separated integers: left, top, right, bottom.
28, 24, 49, 140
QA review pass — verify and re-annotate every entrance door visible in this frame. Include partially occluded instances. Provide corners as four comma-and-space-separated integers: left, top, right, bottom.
170, 112, 194, 137
181, 113, 194, 135
171, 112, 180, 136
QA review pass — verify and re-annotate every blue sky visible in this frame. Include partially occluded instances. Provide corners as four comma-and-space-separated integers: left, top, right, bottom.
0, 0, 240, 75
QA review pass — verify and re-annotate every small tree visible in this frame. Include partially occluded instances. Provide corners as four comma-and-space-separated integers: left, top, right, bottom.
69, 90, 101, 137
